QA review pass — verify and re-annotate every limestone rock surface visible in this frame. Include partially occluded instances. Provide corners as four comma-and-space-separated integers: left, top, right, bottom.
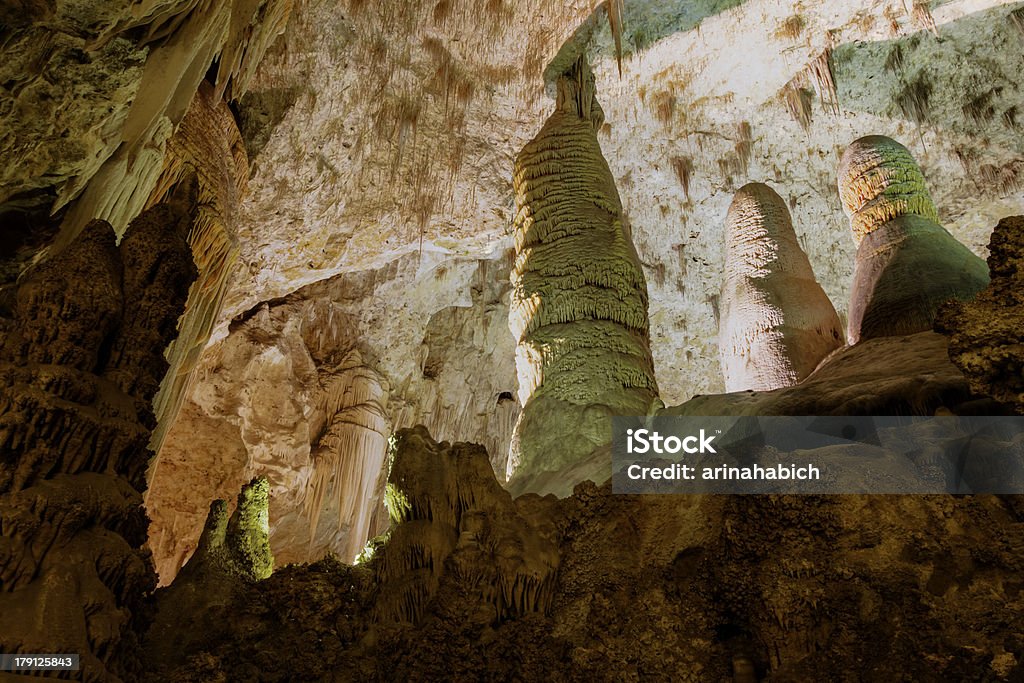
937, 215, 1024, 414
719, 182, 844, 392
143, 426, 1024, 683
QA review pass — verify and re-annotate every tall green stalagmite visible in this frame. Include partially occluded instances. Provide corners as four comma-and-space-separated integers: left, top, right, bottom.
838, 135, 989, 344
507, 57, 658, 494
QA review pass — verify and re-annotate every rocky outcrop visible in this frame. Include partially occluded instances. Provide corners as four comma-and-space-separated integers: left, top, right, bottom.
0, 0, 290, 252
0, 195, 197, 681
373, 426, 559, 624
148, 249, 520, 585
508, 56, 659, 494
838, 135, 990, 344
144, 477, 275, 672
937, 215, 1024, 414
144, 425, 1024, 682
668, 331, 1001, 418
719, 182, 843, 391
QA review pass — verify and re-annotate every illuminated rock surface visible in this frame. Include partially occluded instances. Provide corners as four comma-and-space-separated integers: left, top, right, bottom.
838, 135, 990, 344
3, 1, 1024, 679
508, 57, 659, 495
719, 182, 843, 392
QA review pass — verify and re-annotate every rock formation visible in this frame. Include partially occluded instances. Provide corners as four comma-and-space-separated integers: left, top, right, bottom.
4, 3, 1024, 682
141, 424, 1024, 682
0, 194, 197, 681
719, 182, 844, 391
508, 56, 659, 495
144, 477, 275, 671
936, 215, 1024, 414
146, 80, 249, 461
838, 135, 990, 344
373, 426, 558, 625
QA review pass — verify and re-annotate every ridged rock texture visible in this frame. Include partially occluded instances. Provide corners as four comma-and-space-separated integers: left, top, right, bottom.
146, 79, 248, 462
719, 182, 844, 392
0, 0, 290, 248
508, 56, 658, 496
147, 249, 521, 585
0, 195, 197, 681
373, 426, 558, 625
838, 135, 990, 344
145, 297, 392, 583
937, 215, 1024, 414
142, 425, 1024, 683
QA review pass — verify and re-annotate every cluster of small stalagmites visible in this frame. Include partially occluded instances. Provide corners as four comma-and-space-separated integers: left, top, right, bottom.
372, 426, 558, 625
0, 195, 197, 681
838, 135, 989, 344
936, 215, 1024, 413
719, 183, 844, 392
508, 56, 658, 490
176, 476, 275, 582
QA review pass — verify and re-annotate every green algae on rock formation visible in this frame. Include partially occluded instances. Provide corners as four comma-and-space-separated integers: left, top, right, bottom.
838, 135, 989, 344
508, 56, 658, 495
719, 182, 844, 392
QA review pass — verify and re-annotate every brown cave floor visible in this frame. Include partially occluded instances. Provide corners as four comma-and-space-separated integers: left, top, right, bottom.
145, 482, 1024, 682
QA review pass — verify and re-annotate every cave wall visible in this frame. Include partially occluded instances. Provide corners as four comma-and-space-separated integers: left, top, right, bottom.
148, 248, 520, 582
0, 197, 197, 680
148, 0, 1024, 578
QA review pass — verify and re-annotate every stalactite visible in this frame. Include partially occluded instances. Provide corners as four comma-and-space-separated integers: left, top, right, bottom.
838, 136, 989, 344
507, 56, 658, 493
148, 81, 248, 469
807, 49, 839, 116
303, 350, 391, 562
781, 76, 813, 131
719, 183, 843, 392
907, 0, 938, 36
52, 0, 291, 246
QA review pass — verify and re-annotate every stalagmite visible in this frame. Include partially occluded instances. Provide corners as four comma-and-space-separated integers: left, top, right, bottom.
179, 477, 275, 582
719, 183, 844, 392
508, 56, 658, 493
838, 136, 989, 344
